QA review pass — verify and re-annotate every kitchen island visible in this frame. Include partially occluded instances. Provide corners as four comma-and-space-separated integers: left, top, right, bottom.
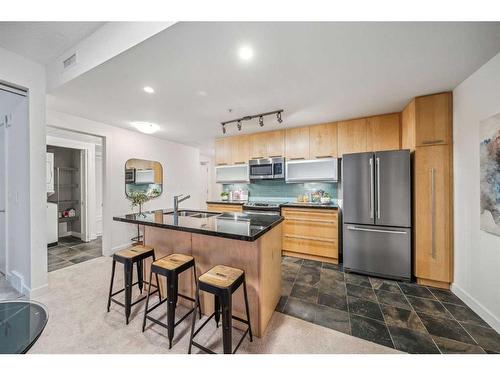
113, 209, 283, 337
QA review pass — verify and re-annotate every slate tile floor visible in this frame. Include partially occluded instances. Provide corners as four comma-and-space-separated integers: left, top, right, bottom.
48, 236, 102, 272
278, 256, 500, 354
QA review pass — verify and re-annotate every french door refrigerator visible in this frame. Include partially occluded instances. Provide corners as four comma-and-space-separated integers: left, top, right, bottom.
342, 150, 411, 281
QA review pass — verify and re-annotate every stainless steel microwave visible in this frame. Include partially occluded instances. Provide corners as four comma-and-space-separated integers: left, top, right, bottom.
249, 157, 285, 180
125, 168, 135, 183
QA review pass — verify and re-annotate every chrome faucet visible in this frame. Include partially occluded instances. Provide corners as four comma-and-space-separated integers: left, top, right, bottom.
173, 194, 191, 217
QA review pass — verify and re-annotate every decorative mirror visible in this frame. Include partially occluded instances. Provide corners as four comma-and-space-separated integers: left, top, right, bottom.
125, 159, 163, 199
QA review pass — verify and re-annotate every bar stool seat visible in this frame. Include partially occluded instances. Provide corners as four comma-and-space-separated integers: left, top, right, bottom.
107, 244, 160, 324
188, 265, 252, 354
153, 253, 194, 271
142, 253, 201, 349
198, 265, 243, 288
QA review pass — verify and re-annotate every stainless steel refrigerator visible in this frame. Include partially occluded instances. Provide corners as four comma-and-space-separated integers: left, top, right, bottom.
342, 150, 411, 281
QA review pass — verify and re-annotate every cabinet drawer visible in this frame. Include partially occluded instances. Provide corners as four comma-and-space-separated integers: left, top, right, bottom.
283, 235, 338, 259
282, 208, 338, 222
283, 219, 337, 240
206, 204, 242, 213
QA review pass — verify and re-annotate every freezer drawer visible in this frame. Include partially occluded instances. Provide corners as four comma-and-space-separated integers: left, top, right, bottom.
343, 224, 411, 280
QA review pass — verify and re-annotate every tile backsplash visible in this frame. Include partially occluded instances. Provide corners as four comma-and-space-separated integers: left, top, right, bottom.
222, 180, 337, 202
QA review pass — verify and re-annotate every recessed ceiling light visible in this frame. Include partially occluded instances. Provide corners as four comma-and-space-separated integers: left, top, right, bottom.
238, 45, 254, 61
196, 90, 208, 96
131, 121, 160, 134
143, 86, 155, 94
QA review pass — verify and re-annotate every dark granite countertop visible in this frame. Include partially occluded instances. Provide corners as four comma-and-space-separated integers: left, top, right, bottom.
206, 200, 247, 205
280, 202, 338, 210
113, 209, 283, 241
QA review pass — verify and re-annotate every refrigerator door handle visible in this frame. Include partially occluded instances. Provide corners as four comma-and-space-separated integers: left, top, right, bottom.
376, 157, 381, 219
346, 225, 408, 235
369, 158, 374, 219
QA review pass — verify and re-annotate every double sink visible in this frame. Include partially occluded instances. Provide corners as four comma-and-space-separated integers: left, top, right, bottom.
164, 210, 220, 219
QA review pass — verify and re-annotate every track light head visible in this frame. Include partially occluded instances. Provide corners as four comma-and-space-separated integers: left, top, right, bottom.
237, 120, 242, 131
277, 112, 283, 124
259, 116, 264, 127
222, 124, 226, 134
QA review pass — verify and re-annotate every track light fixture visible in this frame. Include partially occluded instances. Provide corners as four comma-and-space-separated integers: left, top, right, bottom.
277, 111, 283, 124
220, 109, 283, 134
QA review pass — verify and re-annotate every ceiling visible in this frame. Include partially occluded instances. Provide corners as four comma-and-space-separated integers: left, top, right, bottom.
0, 22, 105, 64
47, 22, 500, 154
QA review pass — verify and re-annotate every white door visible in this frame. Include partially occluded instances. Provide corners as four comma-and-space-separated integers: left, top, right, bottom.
0, 119, 6, 275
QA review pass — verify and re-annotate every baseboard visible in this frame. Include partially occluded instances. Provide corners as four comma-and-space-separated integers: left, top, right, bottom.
5, 271, 48, 298
451, 282, 500, 334
24, 282, 49, 299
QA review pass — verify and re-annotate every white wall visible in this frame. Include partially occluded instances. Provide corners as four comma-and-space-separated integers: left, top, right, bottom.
47, 110, 204, 254
0, 46, 47, 296
452, 51, 500, 333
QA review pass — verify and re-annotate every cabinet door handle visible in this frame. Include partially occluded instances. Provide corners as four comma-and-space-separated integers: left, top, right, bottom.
289, 157, 305, 160
315, 155, 333, 159
430, 168, 436, 259
422, 140, 444, 145
234, 161, 246, 165
251, 157, 264, 160
269, 155, 282, 158
369, 158, 374, 219
217, 163, 228, 166
376, 157, 381, 220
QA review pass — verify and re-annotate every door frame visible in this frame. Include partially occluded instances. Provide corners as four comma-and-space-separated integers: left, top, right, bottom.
46, 136, 96, 242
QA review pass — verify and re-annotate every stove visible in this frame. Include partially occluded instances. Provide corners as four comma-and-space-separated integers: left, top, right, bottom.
242, 201, 283, 215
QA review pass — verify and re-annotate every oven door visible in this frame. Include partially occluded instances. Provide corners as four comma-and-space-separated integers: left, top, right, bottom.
249, 160, 274, 180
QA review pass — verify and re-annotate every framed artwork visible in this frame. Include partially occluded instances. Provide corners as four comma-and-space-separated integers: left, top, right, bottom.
480, 112, 500, 236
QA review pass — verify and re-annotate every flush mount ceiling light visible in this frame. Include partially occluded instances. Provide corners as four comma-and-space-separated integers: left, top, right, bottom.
143, 86, 155, 94
220, 109, 283, 135
131, 121, 160, 134
238, 45, 254, 61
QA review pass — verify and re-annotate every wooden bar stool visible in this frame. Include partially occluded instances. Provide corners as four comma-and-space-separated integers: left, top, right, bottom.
142, 253, 202, 349
188, 265, 253, 354
106, 244, 160, 324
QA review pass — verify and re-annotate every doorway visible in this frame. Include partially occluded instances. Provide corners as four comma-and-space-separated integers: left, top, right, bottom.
45, 127, 104, 272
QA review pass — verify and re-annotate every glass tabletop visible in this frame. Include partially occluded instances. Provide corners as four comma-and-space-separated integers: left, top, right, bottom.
0, 300, 48, 354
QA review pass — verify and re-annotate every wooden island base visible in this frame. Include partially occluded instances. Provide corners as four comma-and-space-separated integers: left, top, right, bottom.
142, 224, 282, 338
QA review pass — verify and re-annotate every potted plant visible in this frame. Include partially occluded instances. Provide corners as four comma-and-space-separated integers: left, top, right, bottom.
129, 191, 150, 216
320, 192, 332, 204
220, 191, 229, 201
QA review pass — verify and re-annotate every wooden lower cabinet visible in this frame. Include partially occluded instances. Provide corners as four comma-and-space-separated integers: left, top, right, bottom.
414, 145, 453, 288
206, 203, 243, 213
281, 207, 339, 264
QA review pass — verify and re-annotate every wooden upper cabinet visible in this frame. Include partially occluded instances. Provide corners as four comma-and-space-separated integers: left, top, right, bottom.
415, 92, 452, 147
215, 138, 231, 165
309, 122, 338, 158
266, 130, 285, 158
249, 132, 268, 159
337, 118, 368, 156
401, 100, 416, 150
366, 114, 401, 152
286, 127, 310, 160
414, 145, 453, 285
230, 135, 249, 164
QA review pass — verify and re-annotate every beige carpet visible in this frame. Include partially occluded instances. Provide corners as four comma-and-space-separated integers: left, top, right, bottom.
29, 256, 399, 354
